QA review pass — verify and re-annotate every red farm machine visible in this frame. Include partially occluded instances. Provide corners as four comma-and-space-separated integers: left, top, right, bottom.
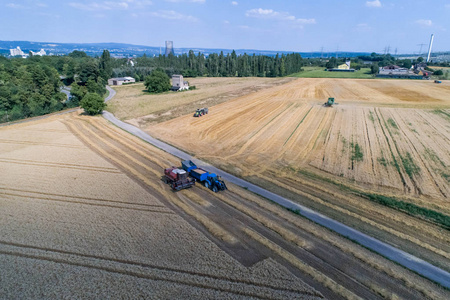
163, 167, 196, 191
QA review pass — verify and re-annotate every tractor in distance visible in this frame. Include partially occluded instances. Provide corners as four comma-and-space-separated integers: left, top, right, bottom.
323, 97, 335, 107
194, 108, 208, 117
182, 160, 227, 192
163, 167, 196, 191
434, 80, 442, 84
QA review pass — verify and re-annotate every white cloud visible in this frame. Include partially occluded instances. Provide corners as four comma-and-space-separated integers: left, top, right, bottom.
69, 1, 151, 11
415, 19, 432, 27
165, 0, 205, 3
6, 3, 28, 9
366, 0, 381, 8
231, 1, 238, 5
104, 1, 129, 9
149, 10, 198, 21
245, 8, 315, 25
224, 20, 230, 24
69, 2, 112, 11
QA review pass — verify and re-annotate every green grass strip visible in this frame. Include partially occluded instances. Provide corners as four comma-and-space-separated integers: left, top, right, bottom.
362, 193, 450, 230
284, 106, 313, 146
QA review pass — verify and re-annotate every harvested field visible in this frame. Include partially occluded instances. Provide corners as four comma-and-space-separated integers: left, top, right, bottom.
145, 78, 450, 270
106, 77, 295, 125
2, 112, 447, 299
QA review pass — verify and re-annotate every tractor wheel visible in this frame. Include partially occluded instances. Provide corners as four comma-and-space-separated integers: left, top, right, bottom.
205, 182, 210, 189
212, 186, 218, 193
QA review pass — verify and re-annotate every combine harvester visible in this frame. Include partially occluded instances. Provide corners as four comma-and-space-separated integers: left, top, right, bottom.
182, 160, 227, 192
163, 167, 196, 191
323, 97, 336, 107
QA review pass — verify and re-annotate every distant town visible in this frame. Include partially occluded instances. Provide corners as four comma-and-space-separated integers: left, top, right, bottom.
2, 40, 450, 62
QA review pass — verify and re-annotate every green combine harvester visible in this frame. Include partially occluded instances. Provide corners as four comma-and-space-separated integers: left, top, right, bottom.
323, 97, 335, 107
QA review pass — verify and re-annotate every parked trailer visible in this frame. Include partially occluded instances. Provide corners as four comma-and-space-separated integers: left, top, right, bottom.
182, 160, 227, 192
164, 167, 195, 191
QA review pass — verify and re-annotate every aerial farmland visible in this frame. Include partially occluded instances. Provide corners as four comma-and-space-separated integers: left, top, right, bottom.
1, 77, 449, 299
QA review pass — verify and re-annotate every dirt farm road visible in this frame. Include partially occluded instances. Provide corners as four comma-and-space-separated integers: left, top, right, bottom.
102, 108, 450, 289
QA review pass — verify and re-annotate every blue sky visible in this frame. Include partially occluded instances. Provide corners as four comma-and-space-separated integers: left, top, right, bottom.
1, 0, 449, 53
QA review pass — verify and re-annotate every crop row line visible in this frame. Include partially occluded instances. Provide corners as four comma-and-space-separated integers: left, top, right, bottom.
0, 190, 173, 214
0, 247, 309, 300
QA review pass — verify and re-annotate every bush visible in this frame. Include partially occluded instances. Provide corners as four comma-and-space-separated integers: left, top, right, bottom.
144, 69, 171, 93
433, 69, 443, 76
80, 92, 106, 115
362, 193, 450, 230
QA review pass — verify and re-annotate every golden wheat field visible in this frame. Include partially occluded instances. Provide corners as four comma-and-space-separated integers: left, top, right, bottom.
148, 78, 450, 208
0, 114, 321, 299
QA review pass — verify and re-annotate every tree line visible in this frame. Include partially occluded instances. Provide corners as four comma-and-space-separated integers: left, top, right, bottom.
113, 51, 304, 80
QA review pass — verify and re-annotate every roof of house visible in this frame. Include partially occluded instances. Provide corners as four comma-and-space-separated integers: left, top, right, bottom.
109, 77, 134, 81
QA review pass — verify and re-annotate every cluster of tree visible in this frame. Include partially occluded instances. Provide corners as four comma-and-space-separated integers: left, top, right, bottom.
69, 50, 111, 108
144, 69, 171, 93
0, 49, 114, 122
113, 51, 304, 80
0, 56, 66, 122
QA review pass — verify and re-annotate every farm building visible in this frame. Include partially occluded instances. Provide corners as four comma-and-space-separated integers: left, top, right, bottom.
328, 61, 355, 72
171, 74, 189, 91
376, 65, 425, 79
108, 77, 135, 86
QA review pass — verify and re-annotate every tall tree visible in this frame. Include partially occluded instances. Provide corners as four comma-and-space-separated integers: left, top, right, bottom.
99, 50, 113, 80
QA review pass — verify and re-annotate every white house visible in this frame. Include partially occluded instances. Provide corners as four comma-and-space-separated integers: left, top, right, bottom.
108, 77, 136, 86
171, 74, 189, 91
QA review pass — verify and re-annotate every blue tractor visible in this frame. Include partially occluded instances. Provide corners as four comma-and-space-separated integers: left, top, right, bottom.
182, 160, 227, 192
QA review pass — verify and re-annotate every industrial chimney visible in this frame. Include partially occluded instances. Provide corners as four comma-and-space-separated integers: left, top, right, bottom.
165, 41, 174, 56
426, 34, 434, 63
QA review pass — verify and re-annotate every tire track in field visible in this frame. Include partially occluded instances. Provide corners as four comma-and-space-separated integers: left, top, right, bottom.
65, 119, 237, 245
0, 158, 121, 174
0, 186, 166, 208
84, 118, 168, 170
373, 108, 409, 192
257, 173, 450, 260
283, 106, 314, 146
243, 228, 362, 300
0, 191, 173, 214
264, 171, 450, 245
297, 106, 334, 162
227, 184, 447, 300
0, 243, 319, 299
393, 110, 447, 198
208, 189, 417, 300
0, 139, 85, 149
69, 117, 364, 298
12, 128, 69, 133
224, 102, 296, 160
68, 116, 432, 299
98, 116, 176, 165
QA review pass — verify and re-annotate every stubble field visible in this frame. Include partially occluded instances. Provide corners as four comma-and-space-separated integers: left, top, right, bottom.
148, 78, 450, 205
144, 78, 450, 272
